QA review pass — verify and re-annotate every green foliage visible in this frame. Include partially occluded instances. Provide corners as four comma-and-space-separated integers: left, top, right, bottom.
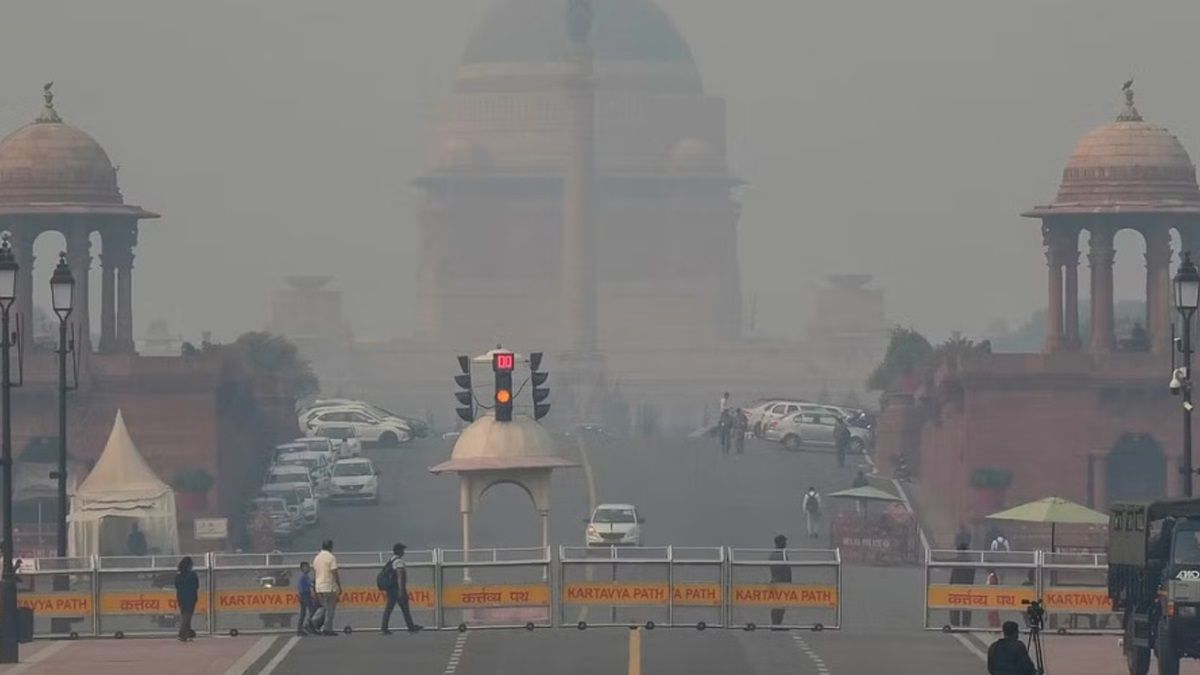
173, 468, 215, 493
226, 332, 319, 398
867, 326, 934, 392
969, 467, 1013, 489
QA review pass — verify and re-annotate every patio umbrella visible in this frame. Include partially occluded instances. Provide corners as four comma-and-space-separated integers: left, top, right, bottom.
827, 486, 904, 502
986, 497, 1108, 552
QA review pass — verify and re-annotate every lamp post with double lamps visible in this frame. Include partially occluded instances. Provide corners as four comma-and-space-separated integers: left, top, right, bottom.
1174, 252, 1200, 498
50, 253, 74, 558
0, 233, 20, 662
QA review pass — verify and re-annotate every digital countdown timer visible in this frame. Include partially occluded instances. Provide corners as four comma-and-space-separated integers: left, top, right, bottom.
493, 352, 515, 372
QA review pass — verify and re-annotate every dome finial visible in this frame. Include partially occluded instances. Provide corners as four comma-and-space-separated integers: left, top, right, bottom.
566, 0, 593, 45
1117, 77, 1142, 122
35, 81, 62, 124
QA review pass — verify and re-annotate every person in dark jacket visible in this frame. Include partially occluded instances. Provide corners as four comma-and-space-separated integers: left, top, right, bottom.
127, 522, 148, 556
851, 470, 870, 515
833, 418, 851, 468
733, 409, 748, 455
175, 556, 200, 641
949, 542, 976, 627
987, 621, 1037, 675
768, 534, 792, 626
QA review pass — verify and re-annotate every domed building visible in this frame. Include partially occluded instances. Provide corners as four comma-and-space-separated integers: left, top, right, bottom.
414, 0, 742, 353
1022, 85, 1200, 354
0, 84, 158, 355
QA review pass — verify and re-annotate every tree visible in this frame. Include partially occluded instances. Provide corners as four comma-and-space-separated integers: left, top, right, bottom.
867, 326, 934, 392
224, 332, 319, 398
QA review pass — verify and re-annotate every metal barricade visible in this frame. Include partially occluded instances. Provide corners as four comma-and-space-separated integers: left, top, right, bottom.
1040, 551, 1118, 634
438, 547, 552, 630
96, 554, 211, 637
16, 557, 94, 638
210, 550, 436, 635
668, 547, 725, 628
728, 548, 841, 630
558, 546, 671, 628
923, 549, 1038, 632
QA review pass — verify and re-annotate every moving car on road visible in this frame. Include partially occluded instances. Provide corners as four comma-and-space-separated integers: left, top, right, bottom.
329, 458, 379, 504
585, 503, 644, 547
313, 426, 362, 458
304, 408, 412, 447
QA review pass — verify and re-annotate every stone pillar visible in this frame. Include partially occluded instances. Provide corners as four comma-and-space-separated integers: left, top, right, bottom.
1043, 227, 1065, 353
1144, 226, 1172, 354
116, 252, 135, 353
560, 5, 598, 354
64, 225, 92, 357
1064, 240, 1081, 350
98, 234, 116, 352
1088, 225, 1116, 353
8, 228, 34, 354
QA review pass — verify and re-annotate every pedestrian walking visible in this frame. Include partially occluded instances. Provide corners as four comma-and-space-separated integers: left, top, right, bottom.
852, 469, 869, 515
769, 534, 792, 626
949, 543, 975, 628
718, 408, 733, 455
989, 532, 1011, 554
174, 556, 199, 642
380, 543, 422, 634
985, 568, 1000, 628
296, 561, 317, 635
833, 417, 851, 468
733, 409, 747, 455
313, 540, 341, 636
802, 487, 823, 539
720, 392, 731, 413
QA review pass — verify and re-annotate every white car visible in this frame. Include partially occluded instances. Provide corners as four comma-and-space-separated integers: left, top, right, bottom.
264, 464, 318, 498
283, 437, 339, 463
748, 400, 806, 437
766, 412, 871, 452
304, 408, 412, 446
261, 482, 319, 525
585, 503, 644, 547
329, 458, 379, 503
275, 451, 333, 497
313, 426, 362, 458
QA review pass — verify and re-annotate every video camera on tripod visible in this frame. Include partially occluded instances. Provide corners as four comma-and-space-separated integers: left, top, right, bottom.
1020, 599, 1047, 674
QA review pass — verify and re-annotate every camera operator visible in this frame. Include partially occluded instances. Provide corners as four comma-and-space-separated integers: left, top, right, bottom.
987, 621, 1037, 675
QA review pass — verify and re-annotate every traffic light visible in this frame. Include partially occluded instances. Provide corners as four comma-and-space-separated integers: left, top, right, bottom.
529, 351, 550, 420
493, 351, 514, 422
454, 355, 474, 422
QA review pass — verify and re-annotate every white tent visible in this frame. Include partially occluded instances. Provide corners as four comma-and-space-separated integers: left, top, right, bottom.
68, 411, 179, 557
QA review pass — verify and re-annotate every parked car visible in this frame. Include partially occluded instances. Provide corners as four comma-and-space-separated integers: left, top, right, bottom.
748, 400, 806, 437
275, 451, 333, 497
285, 437, 339, 462
249, 497, 300, 539
766, 412, 871, 452
329, 458, 379, 504
313, 426, 362, 458
263, 464, 318, 498
257, 485, 307, 528
304, 408, 412, 446
585, 503, 644, 547
261, 482, 318, 525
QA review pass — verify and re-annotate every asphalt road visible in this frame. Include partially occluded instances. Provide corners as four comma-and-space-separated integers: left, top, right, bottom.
262, 433, 986, 674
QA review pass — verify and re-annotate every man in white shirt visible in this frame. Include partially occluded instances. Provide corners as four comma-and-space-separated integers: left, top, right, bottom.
312, 539, 341, 635
802, 487, 823, 539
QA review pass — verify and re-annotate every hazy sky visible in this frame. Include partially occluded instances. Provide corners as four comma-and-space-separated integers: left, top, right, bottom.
3, 1, 1199, 344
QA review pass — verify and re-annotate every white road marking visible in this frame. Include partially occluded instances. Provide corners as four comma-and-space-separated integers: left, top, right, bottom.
5, 640, 72, 673
222, 636, 278, 675
257, 635, 300, 675
792, 633, 831, 675
952, 633, 988, 663
443, 632, 469, 675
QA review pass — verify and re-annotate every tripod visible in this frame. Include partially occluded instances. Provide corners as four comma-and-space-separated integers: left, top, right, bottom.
1026, 623, 1046, 675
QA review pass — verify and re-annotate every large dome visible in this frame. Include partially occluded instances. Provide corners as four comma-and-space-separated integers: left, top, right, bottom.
463, 0, 694, 66
0, 99, 122, 206
1029, 89, 1200, 215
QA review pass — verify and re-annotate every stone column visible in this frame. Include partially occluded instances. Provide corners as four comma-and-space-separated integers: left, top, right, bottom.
116, 251, 135, 354
1144, 226, 1172, 354
1043, 226, 1065, 352
1064, 237, 1081, 350
560, 2, 598, 354
64, 225, 92, 357
1088, 225, 1116, 353
98, 232, 117, 353
7, 227, 34, 353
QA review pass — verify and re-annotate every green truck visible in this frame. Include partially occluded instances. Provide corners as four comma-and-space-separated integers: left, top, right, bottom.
1109, 500, 1200, 675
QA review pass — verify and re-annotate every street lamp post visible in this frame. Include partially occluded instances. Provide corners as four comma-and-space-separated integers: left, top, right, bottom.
1174, 252, 1200, 498
49, 253, 74, 559
0, 233, 19, 662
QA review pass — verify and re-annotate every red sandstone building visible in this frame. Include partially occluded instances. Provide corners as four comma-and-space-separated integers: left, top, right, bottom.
0, 87, 296, 553
879, 86, 1200, 544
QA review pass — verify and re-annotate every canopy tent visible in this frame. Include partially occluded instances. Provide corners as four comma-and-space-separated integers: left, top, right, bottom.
986, 496, 1108, 552
68, 411, 179, 557
828, 486, 904, 502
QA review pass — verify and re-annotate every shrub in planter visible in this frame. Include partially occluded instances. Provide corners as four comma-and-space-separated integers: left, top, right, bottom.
173, 469, 214, 512
969, 468, 1013, 490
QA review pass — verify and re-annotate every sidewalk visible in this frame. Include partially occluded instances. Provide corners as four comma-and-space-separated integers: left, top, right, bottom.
964, 632, 1200, 674
0, 635, 282, 675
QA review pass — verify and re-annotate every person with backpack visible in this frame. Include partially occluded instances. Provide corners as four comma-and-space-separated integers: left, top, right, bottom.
802, 487, 823, 539
380, 542, 421, 634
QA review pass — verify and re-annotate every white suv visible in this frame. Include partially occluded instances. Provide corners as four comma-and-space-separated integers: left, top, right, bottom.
585, 504, 644, 547
304, 408, 412, 446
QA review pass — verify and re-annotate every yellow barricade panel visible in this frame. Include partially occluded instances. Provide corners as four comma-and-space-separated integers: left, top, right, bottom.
101, 592, 210, 615
14, 593, 91, 617
732, 584, 838, 608
564, 582, 669, 605
927, 584, 1035, 610
214, 586, 436, 612
673, 583, 722, 607
1042, 587, 1111, 613
442, 584, 550, 609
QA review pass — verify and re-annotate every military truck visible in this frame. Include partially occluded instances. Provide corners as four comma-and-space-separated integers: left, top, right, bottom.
1109, 500, 1200, 675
